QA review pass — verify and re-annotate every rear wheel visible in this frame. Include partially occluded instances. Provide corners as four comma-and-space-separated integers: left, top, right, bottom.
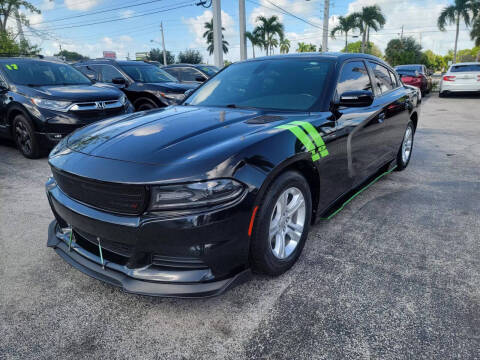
250, 171, 312, 275
13, 114, 41, 159
395, 121, 414, 171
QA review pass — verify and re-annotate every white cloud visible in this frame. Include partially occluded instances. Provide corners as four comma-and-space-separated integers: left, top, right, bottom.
64, 0, 99, 11
40, 0, 55, 11
248, 0, 315, 27
119, 10, 135, 19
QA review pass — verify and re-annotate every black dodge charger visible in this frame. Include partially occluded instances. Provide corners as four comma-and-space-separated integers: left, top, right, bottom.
46, 53, 419, 297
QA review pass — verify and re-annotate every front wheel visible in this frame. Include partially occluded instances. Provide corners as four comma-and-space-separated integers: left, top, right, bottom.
250, 171, 312, 276
395, 121, 415, 171
13, 114, 41, 159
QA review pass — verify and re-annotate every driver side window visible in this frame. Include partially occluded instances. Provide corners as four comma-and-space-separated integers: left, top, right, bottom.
99, 65, 124, 83
337, 61, 372, 96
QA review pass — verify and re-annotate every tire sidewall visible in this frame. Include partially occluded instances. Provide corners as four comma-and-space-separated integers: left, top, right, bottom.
396, 121, 415, 170
250, 171, 312, 275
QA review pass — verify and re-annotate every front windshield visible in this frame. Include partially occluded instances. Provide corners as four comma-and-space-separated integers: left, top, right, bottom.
187, 59, 332, 111
198, 65, 219, 76
121, 64, 177, 83
2, 61, 91, 86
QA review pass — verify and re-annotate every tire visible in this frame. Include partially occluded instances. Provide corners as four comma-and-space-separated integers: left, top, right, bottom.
135, 99, 157, 111
12, 114, 41, 159
250, 171, 312, 276
439, 91, 447, 98
395, 121, 415, 171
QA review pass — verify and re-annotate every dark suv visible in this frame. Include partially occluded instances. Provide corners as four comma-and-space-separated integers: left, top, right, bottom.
74, 60, 197, 111
163, 63, 219, 84
0, 57, 133, 158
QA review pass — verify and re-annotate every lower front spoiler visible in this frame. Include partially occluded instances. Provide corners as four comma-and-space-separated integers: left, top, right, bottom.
47, 221, 251, 298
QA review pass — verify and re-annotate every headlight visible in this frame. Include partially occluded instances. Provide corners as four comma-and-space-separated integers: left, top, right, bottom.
149, 179, 245, 210
158, 92, 185, 103
30, 98, 71, 112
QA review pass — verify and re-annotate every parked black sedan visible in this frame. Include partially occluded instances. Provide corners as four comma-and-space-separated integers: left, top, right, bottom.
0, 58, 133, 158
46, 53, 419, 297
74, 60, 197, 111
163, 63, 219, 83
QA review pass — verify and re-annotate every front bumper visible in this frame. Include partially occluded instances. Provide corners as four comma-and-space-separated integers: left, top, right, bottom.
46, 180, 253, 298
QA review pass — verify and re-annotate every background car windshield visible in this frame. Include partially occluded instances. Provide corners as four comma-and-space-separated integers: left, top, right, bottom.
198, 65, 219, 76
3, 61, 91, 86
121, 64, 176, 82
450, 64, 480, 72
187, 59, 331, 111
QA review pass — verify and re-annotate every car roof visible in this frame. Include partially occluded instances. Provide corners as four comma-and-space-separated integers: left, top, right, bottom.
242, 52, 386, 64
0, 57, 65, 64
164, 63, 212, 68
450, 62, 480, 66
75, 59, 152, 66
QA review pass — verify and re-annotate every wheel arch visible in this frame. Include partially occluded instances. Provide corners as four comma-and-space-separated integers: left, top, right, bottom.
253, 156, 321, 224
410, 111, 418, 131
133, 93, 164, 109
7, 104, 34, 134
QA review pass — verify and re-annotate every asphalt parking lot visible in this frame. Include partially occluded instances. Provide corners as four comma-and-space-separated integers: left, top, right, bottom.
1, 94, 480, 359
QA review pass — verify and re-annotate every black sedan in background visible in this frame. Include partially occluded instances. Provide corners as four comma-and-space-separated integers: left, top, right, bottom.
163, 63, 219, 83
46, 53, 419, 297
74, 60, 197, 111
0, 58, 133, 158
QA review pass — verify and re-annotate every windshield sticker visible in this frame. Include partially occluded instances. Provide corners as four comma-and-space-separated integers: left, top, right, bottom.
5, 64, 18, 70
276, 121, 329, 161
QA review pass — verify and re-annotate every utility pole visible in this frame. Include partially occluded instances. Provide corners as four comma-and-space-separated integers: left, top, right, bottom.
239, 0, 247, 60
400, 25, 404, 40
322, 0, 330, 52
160, 22, 167, 65
212, 0, 223, 67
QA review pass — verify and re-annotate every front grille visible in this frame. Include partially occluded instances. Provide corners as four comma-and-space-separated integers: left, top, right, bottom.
70, 107, 126, 122
73, 229, 129, 266
151, 254, 208, 269
52, 168, 147, 215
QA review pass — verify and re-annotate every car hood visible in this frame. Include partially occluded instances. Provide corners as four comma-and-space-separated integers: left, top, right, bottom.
19, 83, 122, 102
63, 106, 272, 165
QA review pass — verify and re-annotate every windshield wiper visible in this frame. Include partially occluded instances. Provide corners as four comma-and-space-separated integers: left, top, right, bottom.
26, 83, 42, 87
226, 104, 238, 108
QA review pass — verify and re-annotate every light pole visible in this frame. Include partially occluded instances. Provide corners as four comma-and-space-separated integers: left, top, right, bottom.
212, 0, 223, 67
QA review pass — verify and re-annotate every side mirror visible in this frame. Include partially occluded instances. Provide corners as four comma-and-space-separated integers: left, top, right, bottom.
338, 90, 374, 107
112, 77, 126, 85
195, 76, 206, 82
184, 88, 194, 98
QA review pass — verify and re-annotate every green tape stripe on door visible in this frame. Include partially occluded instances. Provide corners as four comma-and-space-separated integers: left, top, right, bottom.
290, 121, 329, 157
276, 124, 316, 152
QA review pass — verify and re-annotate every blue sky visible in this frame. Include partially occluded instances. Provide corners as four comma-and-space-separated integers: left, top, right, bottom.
19, 0, 476, 62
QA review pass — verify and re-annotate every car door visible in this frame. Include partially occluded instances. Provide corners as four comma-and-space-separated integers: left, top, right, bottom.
333, 59, 389, 185
0, 70, 10, 131
367, 61, 411, 161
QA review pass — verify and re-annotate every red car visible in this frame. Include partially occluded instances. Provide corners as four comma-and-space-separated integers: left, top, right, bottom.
395, 65, 432, 95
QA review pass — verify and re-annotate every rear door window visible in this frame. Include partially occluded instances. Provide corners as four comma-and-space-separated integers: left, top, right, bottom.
368, 62, 394, 94
97, 65, 124, 83
336, 61, 372, 95
178, 67, 204, 82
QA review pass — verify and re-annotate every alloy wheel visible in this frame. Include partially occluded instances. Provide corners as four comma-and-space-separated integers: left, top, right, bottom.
402, 126, 413, 164
15, 120, 32, 155
269, 187, 306, 260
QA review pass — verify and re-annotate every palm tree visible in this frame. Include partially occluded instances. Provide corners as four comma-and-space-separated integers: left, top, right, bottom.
471, 17, 480, 47
353, 5, 386, 54
438, 0, 479, 63
203, 19, 229, 55
279, 38, 291, 54
254, 15, 284, 55
245, 30, 262, 58
296, 42, 317, 52
330, 14, 359, 50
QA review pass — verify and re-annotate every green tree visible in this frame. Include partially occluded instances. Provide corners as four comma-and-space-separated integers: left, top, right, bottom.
438, 0, 479, 63
296, 42, 317, 52
422, 50, 446, 72
203, 18, 229, 55
385, 37, 423, 66
177, 49, 203, 64
279, 38, 290, 54
343, 40, 382, 58
471, 17, 480, 46
331, 14, 359, 50
352, 5, 386, 53
148, 48, 174, 64
245, 30, 262, 58
55, 49, 88, 62
0, 0, 41, 33
254, 15, 284, 55
0, 30, 39, 56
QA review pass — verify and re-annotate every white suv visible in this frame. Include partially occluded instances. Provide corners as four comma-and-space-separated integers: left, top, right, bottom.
439, 62, 480, 97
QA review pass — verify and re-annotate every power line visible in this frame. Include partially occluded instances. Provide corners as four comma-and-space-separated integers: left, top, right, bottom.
264, 0, 322, 29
